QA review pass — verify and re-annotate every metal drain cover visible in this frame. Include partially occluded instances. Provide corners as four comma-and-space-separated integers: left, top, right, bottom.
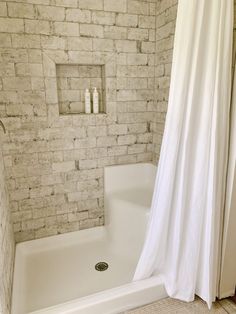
95, 262, 109, 271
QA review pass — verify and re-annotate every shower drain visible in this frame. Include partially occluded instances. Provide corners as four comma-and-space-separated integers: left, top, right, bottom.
95, 262, 109, 272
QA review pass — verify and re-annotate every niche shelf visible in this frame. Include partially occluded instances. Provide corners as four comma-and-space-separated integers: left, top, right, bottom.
56, 64, 106, 115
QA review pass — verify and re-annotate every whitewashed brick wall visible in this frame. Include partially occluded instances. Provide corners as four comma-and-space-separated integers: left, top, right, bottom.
0, 0, 156, 242
152, 0, 178, 162
0, 139, 15, 314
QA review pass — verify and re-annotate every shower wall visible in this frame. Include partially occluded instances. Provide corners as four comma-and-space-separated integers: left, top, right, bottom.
153, 0, 178, 162
0, 0, 157, 242
0, 140, 15, 314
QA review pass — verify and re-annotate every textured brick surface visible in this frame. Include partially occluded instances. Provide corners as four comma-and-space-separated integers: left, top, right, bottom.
152, 0, 178, 162
0, 0, 156, 243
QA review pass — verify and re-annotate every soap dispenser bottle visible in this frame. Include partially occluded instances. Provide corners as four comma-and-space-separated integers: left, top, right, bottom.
85, 88, 91, 114
93, 87, 99, 114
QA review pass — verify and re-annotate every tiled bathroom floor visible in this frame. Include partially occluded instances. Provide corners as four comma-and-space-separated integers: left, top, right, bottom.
126, 297, 236, 313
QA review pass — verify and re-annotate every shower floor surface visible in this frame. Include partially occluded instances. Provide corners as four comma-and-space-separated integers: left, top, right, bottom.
13, 227, 136, 313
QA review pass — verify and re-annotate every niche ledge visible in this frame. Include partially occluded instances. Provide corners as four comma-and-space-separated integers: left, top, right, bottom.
56, 64, 106, 115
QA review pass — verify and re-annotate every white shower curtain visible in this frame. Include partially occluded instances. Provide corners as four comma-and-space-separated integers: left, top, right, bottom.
134, 0, 233, 307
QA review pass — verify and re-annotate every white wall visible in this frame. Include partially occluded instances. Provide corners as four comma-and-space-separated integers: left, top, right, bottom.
0, 133, 15, 314
219, 64, 236, 298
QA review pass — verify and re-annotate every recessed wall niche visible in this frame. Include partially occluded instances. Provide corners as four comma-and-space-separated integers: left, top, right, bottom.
56, 64, 106, 115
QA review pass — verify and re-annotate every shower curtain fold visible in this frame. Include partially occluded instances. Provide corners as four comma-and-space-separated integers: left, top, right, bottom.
133, 0, 233, 307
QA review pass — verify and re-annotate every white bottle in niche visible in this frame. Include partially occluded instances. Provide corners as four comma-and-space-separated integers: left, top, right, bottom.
84, 88, 91, 114
93, 87, 99, 114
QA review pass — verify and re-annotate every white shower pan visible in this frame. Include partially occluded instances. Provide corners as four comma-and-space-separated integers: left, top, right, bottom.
12, 163, 167, 314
